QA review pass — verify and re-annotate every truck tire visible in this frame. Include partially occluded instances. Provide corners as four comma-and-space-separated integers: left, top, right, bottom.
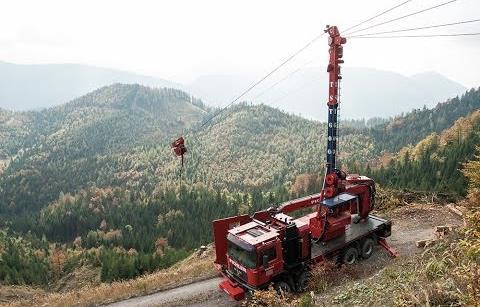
296, 270, 311, 292
342, 246, 358, 265
361, 237, 374, 259
274, 281, 291, 295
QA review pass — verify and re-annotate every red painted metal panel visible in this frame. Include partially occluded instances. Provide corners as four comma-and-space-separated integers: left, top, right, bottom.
277, 193, 322, 213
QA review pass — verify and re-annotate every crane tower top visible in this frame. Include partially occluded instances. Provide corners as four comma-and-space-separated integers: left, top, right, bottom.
325, 25, 346, 175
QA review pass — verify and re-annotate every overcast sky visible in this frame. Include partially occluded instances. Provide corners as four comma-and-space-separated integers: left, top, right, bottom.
1, 0, 479, 87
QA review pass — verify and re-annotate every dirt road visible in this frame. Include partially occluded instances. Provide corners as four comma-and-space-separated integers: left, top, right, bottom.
108, 204, 463, 307
108, 277, 235, 307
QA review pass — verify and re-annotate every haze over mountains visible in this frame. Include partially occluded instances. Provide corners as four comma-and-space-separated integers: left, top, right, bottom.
188, 68, 467, 119
0, 61, 467, 120
0, 61, 179, 110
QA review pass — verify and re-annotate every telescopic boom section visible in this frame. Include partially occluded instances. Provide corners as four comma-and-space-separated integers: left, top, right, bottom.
325, 26, 346, 175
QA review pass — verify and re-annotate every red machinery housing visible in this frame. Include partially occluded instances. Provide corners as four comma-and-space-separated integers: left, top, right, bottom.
212, 26, 397, 301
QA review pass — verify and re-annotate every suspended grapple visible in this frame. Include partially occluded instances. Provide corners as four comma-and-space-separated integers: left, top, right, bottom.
171, 136, 187, 167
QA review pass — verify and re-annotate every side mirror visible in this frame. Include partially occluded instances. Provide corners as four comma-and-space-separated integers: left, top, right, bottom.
263, 255, 269, 267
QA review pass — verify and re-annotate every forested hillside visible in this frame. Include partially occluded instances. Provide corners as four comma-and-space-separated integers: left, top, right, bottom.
121, 103, 375, 192
0, 108, 37, 159
370, 87, 480, 153
0, 84, 207, 213
360, 110, 480, 196
0, 84, 213, 284
0, 88, 376, 216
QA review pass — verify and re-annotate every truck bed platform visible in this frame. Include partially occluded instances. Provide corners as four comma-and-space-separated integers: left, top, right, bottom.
311, 214, 390, 260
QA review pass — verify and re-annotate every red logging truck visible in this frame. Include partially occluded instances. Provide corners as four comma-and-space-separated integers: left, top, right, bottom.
211, 25, 397, 301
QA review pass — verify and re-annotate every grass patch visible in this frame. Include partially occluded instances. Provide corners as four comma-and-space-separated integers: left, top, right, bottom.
4, 245, 217, 307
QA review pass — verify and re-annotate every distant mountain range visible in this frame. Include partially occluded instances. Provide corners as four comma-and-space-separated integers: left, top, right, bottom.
0, 61, 468, 119
188, 68, 467, 120
0, 61, 179, 110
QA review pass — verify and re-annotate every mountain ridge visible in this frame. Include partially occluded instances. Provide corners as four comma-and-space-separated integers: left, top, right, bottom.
0, 61, 181, 110
188, 67, 467, 120
0, 61, 468, 120
370, 87, 480, 153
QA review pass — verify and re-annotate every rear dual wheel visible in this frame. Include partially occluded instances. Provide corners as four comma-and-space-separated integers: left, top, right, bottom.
361, 237, 375, 259
342, 247, 358, 265
296, 270, 311, 292
342, 237, 375, 265
274, 281, 291, 295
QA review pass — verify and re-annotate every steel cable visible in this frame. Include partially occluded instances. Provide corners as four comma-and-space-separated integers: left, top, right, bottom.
346, 0, 459, 36
346, 18, 480, 37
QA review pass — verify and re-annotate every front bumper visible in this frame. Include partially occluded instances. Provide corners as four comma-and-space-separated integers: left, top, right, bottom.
219, 278, 246, 301
219, 268, 260, 301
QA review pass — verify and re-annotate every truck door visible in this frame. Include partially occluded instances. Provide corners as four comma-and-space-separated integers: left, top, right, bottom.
257, 240, 283, 285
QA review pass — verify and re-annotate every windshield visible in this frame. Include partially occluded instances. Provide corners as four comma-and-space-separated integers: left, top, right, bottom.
227, 240, 257, 269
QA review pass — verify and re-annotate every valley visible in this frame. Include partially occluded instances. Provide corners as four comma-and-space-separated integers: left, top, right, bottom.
0, 83, 479, 306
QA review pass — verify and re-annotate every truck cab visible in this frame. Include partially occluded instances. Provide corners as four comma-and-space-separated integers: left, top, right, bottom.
214, 210, 316, 299
225, 222, 283, 289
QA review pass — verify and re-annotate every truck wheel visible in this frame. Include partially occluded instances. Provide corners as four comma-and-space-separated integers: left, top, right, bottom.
342, 246, 358, 265
361, 238, 374, 259
274, 281, 291, 296
296, 270, 311, 292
